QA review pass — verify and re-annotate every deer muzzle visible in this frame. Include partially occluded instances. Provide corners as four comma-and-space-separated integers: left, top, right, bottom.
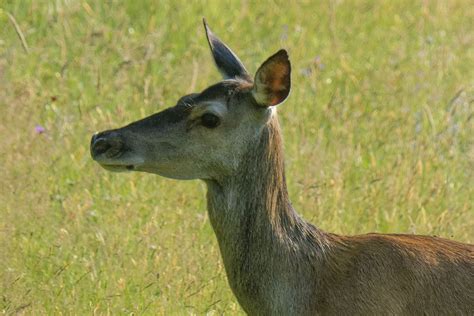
90, 130, 133, 170
91, 131, 124, 157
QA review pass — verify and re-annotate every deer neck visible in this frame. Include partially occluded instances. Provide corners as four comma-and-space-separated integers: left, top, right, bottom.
206, 114, 299, 241
205, 114, 328, 309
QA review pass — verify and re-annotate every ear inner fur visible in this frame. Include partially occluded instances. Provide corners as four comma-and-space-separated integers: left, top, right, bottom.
252, 49, 291, 107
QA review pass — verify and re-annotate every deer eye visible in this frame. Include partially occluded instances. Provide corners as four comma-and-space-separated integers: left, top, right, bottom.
201, 113, 220, 128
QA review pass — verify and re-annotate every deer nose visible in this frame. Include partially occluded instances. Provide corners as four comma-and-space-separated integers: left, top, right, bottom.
90, 131, 125, 159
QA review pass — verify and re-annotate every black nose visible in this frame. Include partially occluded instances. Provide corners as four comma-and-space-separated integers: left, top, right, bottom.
90, 131, 125, 159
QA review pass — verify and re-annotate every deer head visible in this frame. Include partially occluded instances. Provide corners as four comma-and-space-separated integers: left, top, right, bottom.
90, 20, 291, 181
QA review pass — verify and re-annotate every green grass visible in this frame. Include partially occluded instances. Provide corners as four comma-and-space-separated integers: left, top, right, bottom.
1, 0, 473, 314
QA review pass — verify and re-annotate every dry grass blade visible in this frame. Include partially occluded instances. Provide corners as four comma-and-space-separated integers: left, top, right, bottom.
6, 11, 29, 54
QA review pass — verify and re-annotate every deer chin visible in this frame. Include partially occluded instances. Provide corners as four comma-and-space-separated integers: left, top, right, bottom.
95, 156, 145, 173
128, 163, 205, 180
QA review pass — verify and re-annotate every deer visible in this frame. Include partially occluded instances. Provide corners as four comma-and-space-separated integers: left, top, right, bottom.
90, 20, 474, 315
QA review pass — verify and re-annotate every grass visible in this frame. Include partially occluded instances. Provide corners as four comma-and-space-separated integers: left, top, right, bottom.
1, 0, 473, 314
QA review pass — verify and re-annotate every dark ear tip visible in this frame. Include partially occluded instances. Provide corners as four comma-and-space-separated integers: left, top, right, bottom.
268, 49, 291, 75
202, 18, 215, 47
203, 18, 212, 39
263, 49, 290, 71
275, 49, 290, 66
276, 49, 289, 59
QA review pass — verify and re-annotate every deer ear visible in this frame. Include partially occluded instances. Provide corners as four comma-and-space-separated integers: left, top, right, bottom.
252, 49, 291, 107
203, 19, 250, 80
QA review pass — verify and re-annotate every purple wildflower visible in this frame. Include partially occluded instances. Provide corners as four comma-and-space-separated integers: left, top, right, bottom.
35, 124, 46, 134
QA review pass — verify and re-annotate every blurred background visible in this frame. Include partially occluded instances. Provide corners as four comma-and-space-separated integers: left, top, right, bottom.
1, 0, 473, 314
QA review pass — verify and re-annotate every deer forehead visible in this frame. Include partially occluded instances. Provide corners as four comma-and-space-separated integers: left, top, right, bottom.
185, 80, 254, 119
188, 100, 228, 120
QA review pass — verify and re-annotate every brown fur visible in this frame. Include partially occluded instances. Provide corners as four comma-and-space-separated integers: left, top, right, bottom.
206, 114, 474, 315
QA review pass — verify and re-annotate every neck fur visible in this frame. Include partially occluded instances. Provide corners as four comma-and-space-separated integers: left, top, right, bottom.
204, 113, 329, 309
206, 113, 302, 240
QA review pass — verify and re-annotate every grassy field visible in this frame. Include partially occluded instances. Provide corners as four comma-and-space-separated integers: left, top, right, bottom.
1, 0, 473, 314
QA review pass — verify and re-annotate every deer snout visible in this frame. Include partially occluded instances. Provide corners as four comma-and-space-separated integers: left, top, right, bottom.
90, 131, 126, 160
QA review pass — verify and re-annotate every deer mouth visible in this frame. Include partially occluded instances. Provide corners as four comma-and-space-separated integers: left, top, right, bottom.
99, 163, 135, 172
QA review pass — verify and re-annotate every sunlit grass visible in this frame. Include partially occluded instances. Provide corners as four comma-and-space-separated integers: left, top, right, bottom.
1, 1, 473, 314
